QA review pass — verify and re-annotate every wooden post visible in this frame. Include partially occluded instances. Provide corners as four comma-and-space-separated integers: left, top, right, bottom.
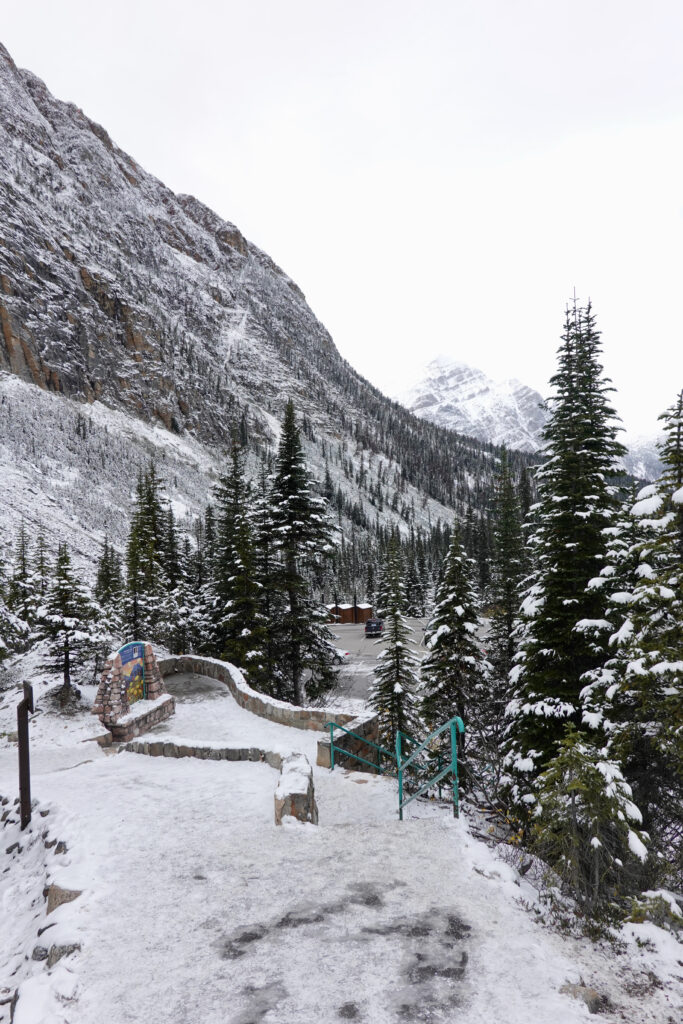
17, 682, 34, 831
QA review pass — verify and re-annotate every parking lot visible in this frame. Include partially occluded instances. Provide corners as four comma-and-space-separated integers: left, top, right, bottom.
330, 620, 428, 701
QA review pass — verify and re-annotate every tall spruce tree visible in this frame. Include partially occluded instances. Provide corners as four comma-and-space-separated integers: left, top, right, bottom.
472, 451, 527, 798
487, 449, 526, 686
503, 301, 627, 807
170, 536, 205, 655
95, 538, 124, 628
369, 538, 421, 746
124, 467, 174, 644
582, 393, 683, 884
0, 547, 24, 663
32, 535, 51, 605
195, 505, 219, 655
374, 528, 403, 619
420, 523, 490, 792
38, 543, 100, 703
213, 441, 269, 686
270, 400, 339, 703
252, 463, 286, 696
8, 523, 35, 627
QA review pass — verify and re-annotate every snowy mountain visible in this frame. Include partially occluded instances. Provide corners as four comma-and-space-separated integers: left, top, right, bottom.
400, 355, 663, 480
0, 43, 537, 572
621, 433, 664, 482
398, 356, 547, 453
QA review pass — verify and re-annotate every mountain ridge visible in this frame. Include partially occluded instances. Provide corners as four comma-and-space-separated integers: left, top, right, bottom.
398, 356, 547, 452
400, 354, 663, 480
0, 42, 537, 573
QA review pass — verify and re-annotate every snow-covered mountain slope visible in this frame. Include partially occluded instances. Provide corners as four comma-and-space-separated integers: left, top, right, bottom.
622, 433, 664, 482
400, 355, 664, 480
0, 370, 463, 577
398, 356, 547, 453
0, 43, 537, 567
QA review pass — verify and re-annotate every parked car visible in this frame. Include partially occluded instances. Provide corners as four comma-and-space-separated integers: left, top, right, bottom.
364, 618, 384, 637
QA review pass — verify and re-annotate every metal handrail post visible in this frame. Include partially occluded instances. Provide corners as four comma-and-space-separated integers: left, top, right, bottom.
450, 719, 459, 819
396, 730, 403, 821
328, 722, 335, 771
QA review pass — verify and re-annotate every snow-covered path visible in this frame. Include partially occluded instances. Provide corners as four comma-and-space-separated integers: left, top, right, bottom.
2, 677, 682, 1024
20, 757, 594, 1024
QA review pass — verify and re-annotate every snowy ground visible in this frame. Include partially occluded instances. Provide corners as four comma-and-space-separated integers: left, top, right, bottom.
1, 670, 682, 1024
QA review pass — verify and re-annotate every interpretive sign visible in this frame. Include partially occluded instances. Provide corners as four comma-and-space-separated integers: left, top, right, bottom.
93, 641, 173, 736
119, 642, 145, 703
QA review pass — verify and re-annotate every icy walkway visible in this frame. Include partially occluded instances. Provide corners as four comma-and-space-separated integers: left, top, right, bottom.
148, 672, 322, 761
9, 757, 597, 1024
2, 677, 682, 1024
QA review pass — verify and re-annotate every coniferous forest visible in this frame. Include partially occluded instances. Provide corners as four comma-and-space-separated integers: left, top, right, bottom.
1, 303, 682, 932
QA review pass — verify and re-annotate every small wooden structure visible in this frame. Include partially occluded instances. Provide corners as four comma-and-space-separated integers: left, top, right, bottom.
327, 603, 373, 625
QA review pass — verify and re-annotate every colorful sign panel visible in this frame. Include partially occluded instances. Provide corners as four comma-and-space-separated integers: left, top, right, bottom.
119, 642, 145, 704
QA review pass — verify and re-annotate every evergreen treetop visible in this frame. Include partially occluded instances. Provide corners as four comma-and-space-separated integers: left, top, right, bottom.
504, 301, 627, 799
420, 523, 487, 732
270, 400, 339, 703
369, 537, 421, 745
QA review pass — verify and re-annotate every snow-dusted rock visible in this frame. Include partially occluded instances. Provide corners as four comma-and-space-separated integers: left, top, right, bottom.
274, 753, 318, 825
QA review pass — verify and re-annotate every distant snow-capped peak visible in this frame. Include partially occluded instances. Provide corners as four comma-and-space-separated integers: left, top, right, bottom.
398, 355, 664, 479
398, 356, 547, 453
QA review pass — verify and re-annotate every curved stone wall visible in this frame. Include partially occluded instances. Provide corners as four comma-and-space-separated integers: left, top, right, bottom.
157, 654, 355, 732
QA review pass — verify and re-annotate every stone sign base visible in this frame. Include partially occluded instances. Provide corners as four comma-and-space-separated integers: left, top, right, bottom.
109, 694, 175, 743
93, 642, 174, 734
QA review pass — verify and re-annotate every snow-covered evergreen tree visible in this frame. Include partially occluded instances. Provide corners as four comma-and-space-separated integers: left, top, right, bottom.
582, 391, 683, 884
8, 523, 36, 627
212, 441, 269, 687
370, 538, 421, 746
374, 528, 403, 619
193, 505, 219, 655
38, 543, 101, 703
124, 467, 175, 645
419, 523, 490, 792
503, 302, 626, 805
0, 548, 25, 663
95, 537, 124, 637
252, 463, 287, 697
270, 400, 340, 703
167, 538, 202, 655
32, 534, 51, 606
487, 448, 526, 686
533, 726, 648, 920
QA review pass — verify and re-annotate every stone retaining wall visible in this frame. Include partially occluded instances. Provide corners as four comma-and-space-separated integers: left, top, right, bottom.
316, 709, 381, 774
122, 738, 283, 769
110, 694, 176, 743
157, 654, 357, 733
274, 754, 317, 825
122, 741, 318, 826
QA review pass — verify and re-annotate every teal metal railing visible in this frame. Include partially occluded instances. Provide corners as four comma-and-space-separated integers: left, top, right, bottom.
326, 715, 466, 820
325, 722, 396, 774
396, 716, 465, 820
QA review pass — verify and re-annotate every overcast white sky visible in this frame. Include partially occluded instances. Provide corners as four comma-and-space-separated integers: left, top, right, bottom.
4, 1, 683, 436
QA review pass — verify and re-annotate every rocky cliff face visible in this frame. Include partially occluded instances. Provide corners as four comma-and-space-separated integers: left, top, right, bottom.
2, 44, 535, 569
399, 356, 547, 452
0, 41, 336, 443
